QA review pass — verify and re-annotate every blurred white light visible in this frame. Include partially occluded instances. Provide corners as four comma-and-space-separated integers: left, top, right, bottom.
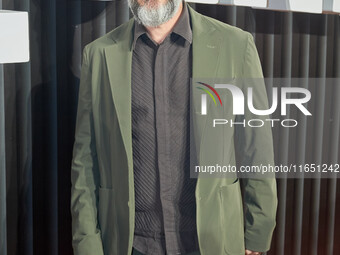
218, 0, 267, 8
323, 0, 340, 13
267, 0, 323, 13
185, 0, 219, 5
0, 10, 29, 64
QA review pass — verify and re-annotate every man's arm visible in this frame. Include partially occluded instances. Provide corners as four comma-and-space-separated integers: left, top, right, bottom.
235, 32, 278, 253
70, 45, 104, 255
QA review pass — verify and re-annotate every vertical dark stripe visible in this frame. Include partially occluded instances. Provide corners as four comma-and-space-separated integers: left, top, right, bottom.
56, 0, 72, 253
263, 11, 275, 104
70, 0, 82, 71
105, 1, 116, 32
281, 13, 293, 78
116, 0, 130, 27
292, 14, 310, 255
13, 0, 33, 254
244, 7, 256, 37
275, 12, 293, 255
0, 4, 6, 255
309, 14, 328, 255
325, 15, 340, 255
262, 19, 275, 244
16, 63, 33, 255
0, 62, 7, 255
225, 5, 237, 26
41, 0, 58, 253
236, 7, 245, 30
263, 12, 275, 78
93, 2, 107, 39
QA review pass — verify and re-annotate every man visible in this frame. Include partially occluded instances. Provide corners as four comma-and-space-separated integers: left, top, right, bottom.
70, 0, 278, 254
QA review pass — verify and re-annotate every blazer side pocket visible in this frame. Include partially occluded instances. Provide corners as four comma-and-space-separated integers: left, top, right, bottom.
219, 178, 245, 255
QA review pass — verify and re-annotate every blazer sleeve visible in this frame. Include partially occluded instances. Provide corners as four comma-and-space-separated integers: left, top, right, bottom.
235, 32, 278, 252
70, 45, 104, 255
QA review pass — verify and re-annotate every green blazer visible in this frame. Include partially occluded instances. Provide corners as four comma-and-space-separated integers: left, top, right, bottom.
70, 4, 278, 255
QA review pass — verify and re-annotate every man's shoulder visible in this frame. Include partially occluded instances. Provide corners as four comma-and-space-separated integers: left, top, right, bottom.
195, 10, 251, 43
83, 18, 134, 54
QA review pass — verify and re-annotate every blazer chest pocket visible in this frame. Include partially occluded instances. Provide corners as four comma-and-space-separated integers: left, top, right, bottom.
219, 179, 245, 255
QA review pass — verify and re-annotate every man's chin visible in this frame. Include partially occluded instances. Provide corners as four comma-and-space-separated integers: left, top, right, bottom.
129, 0, 181, 27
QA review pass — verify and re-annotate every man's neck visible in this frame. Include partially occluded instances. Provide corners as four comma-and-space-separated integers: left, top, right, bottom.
145, 1, 183, 44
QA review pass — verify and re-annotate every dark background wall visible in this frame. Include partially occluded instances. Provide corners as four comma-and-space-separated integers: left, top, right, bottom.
1, 0, 340, 255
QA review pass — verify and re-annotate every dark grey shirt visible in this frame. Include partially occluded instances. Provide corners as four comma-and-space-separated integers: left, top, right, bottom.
131, 2, 200, 255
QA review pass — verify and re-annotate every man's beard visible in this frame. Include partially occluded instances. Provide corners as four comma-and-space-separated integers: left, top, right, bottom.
128, 0, 182, 27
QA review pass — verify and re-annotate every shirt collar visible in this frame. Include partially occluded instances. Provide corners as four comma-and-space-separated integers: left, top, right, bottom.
132, 1, 192, 49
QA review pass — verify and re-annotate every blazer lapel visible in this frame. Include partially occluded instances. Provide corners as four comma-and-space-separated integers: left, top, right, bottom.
104, 19, 135, 170
188, 5, 222, 168
188, 4, 222, 80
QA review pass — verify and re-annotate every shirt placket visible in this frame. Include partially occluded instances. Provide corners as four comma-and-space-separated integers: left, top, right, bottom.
153, 40, 180, 255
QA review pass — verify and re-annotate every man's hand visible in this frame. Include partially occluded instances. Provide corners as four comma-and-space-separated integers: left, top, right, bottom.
245, 250, 262, 255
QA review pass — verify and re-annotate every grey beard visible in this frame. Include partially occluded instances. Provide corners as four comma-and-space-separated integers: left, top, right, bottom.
128, 0, 182, 27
